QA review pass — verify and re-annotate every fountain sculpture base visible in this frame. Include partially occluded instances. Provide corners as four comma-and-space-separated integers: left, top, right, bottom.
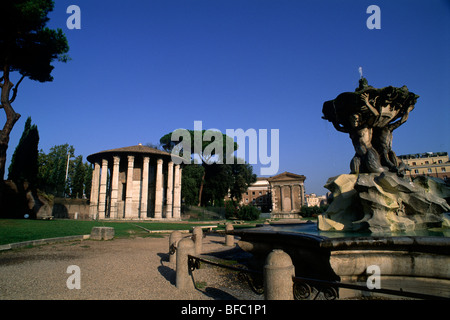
319, 172, 450, 233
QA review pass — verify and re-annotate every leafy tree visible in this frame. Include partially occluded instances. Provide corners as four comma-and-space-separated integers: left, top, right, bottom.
37, 144, 92, 198
181, 163, 205, 206
200, 160, 256, 207
160, 130, 237, 206
227, 160, 257, 204
201, 163, 233, 206
7, 117, 39, 185
83, 163, 93, 199
160, 130, 257, 207
37, 144, 74, 197
70, 155, 85, 198
0, 0, 69, 180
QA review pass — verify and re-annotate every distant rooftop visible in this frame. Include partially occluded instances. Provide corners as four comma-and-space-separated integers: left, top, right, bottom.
398, 152, 448, 159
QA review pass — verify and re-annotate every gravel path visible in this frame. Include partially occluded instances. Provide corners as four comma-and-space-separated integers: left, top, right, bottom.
0, 234, 263, 300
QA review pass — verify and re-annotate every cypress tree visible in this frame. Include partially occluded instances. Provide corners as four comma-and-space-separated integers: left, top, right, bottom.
8, 117, 39, 185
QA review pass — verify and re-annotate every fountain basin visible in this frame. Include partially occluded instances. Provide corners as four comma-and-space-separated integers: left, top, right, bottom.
231, 222, 450, 298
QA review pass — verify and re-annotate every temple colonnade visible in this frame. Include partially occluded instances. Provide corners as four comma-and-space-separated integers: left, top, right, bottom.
87, 144, 182, 220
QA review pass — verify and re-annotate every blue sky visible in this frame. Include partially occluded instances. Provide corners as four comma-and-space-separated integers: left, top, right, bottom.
4, 0, 450, 195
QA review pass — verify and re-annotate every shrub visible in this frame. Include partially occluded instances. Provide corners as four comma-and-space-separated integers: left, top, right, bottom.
224, 200, 239, 219
237, 205, 260, 221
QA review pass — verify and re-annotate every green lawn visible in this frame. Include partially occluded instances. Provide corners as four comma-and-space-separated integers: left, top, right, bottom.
0, 219, 229, 245
0, 219, 261, 245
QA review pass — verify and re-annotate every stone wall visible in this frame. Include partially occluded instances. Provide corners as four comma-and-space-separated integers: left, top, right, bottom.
37, 198, 90, 220
0, 181, 91, 220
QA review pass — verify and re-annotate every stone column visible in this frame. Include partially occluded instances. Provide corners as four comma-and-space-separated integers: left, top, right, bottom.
165, 161, 174, 219
173, 164, 181, 219
125, 155, 134, 218
140, 156, 150, 219
270, 185, 276, 213
98, 159, 108, 219
300, 184, 305, 207
279, 185, 283, 212
110, 156, 120, 219
89, 162, 101, 219
290, 185, 294, 212
178, 167, 183, 213
154, 158, 163, 219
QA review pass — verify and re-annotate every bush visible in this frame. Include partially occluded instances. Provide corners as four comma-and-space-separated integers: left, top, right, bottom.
237, 205, 260, 221
224, 200, 239, 219
300, 204, 329, 217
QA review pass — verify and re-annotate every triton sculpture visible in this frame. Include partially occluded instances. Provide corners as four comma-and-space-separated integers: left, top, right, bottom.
322, 77, 418, 176
321, 77, 450, 233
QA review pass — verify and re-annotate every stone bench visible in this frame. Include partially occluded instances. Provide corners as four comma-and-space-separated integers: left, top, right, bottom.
191, 225, 217, 232
90, 227, 115, 240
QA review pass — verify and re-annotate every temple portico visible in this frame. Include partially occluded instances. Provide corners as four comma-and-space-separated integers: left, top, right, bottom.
268, 172, 306, 219
87, 144, 182, 220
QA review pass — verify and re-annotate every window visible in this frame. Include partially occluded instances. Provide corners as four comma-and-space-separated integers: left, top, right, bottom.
414, 169, 419, 174
427, 168, 432, 173
425, 161, 429, 164
442, 168, 447, 172
259, 191, 262, 195
252, 191, 255, 195
438, 160, 443, 164
412, 162, 416, 166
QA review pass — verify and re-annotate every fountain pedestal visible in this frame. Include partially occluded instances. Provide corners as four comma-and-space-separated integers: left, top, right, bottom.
319, 172, 450, 233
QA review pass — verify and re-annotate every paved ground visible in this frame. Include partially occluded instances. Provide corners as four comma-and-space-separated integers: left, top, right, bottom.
0, 234, 263, 300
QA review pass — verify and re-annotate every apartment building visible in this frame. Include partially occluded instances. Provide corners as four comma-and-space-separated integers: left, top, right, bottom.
398, 152, 449, 181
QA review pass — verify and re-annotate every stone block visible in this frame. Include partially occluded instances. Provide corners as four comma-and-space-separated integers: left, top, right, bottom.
90, 227, 115, 240
322, 172, 450, 233
318, 214, 344, 231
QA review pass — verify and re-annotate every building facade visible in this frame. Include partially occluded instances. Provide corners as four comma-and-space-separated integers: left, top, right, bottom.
305, 193, 328, 207
241, 177, 271, 212
87, 144, 182, 220
398, 152, 449, 181
234, 171, 307, 218
268, 172, 306, 218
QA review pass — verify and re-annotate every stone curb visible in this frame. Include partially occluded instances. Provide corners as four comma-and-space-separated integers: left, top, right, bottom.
0, 234, 90, 252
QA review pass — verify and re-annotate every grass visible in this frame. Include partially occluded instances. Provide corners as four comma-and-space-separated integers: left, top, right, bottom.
0, 219, 259, 246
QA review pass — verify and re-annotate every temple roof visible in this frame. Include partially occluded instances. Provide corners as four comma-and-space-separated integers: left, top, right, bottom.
267, 171, 306, 182
87, 144, 176, 163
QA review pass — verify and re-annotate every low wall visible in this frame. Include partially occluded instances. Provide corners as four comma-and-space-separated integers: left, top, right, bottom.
36, 197, 90, 220
270, 213, 302, 219
0, 181, 91, 220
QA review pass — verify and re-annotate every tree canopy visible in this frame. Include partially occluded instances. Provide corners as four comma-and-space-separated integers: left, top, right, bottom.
159, 129, 238, 164
159, 129, 256, 207
0, 0, 70, 82
0, 0, 69, 180
36, 144, 92, 198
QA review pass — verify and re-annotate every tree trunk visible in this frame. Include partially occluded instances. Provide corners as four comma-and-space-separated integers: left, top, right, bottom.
197, 170, 206, 207
0, 66, 22, 180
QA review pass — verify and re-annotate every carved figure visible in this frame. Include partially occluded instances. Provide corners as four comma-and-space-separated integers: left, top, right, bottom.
322, 78, 419, 176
